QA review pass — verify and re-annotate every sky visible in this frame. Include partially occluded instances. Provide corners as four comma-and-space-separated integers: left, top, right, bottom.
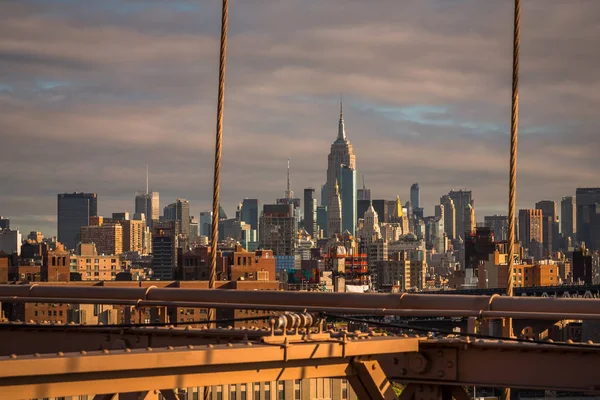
1, 0, 599, 237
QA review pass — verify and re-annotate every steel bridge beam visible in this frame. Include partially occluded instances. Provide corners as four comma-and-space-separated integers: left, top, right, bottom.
0, 336, 418, 400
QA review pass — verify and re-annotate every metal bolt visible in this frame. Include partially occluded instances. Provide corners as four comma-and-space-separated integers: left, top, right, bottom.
102, 349, 110, 354
188, 345, 194, 350
146, 347, 153, 352
227, 343, 233, 347
246, 342, 252, 346
438, 370, 445, 378
167, 346, 174, 350
207, 344, 214, 348
9, 354, 16, 359
588, 340, 594, 345
400, 368, 407, 376
393, 357, 399, 365
57, 352, 64, 357
447, 361, 454, 368
80, 351, 87, 355
34, 353, 41, 357
437, 350, 444, 357
125, 349, 131, 353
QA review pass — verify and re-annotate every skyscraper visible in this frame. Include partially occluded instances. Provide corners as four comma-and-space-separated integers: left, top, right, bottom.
259, 204, 297, 272
484, 215, 509, 241
464, 203, 475, 236
57, 192, 98, 250
0, 217, 9, 231
561, 196, 576, 241
327, 180, 342, 236
200, 211, 212, 239
535, 200, 558, 256
323, 99, 356, 206
241, 199, 260, 233
518, 209, 543, 256
448, 190, 472, 240
440, 195, 456, 240
151, 220, 178, 280
357, 175, 371, 201
303, 189, 317, 238
163, 199, 190, 237
316, 206, 327, 238
576, 188, 600, 251
135, 192, 160, 229
339, 165, 357, 235
410, 183, 420, 210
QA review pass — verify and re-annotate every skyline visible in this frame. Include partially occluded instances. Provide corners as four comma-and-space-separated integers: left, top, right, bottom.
2, 0, 600, 236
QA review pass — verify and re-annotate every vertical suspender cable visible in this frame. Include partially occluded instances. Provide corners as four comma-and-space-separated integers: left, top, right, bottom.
504, 0, 520, 399
208, 0, 229, 326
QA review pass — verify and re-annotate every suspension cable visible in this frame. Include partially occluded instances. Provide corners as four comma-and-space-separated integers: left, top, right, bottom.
505, 0, 521, 398
209, 0, 229, 321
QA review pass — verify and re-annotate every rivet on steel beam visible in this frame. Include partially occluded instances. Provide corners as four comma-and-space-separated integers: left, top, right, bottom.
400, 368, 407, 376
437, 350, 444, 358
125, 349, 131, 353
227, 343, 233, 347
447, 361, 454, 369
188, 345, 194, 350
588, 340, 594, 345
167, 346, 174, 350
246, 342, 252, 346
207, 344, 214, 348
80, 351, 87, 355
28, 320, 34, 324
546, 339, 554, 343
9, 354, 16, 359
185, 326, 192, 331
438, 370, 445, 377
366, 336, 372, 340
567, 339, 574, 344
57, 352, 64, 357
102, 349, 110, 354
34, 353, 40, 357
146, 347, 153, 352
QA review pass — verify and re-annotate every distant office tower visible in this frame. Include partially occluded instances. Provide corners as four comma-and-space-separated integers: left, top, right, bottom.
200, 211, 212, 239
410, 183, 420, 210
434, 204, 444, 220
358, 200, 388, 225
218, 204, 228, 220
572, 246, 593, 284
0, 229, 22, 256
27, 231, 44, 243
561, 196, 576, 240
241, 199, 260, 233
518, 209, 543, 255
484, 215, 509, 241
135, 192, 159, 229
440, 195, 456, 240
576, 188, 600, 251
448, 190, 472, 240
112, 212, 130, 221
80, 223, 123, 255
464, 203, 476, 236
163, 199, 190, 237
303, 189, 317, 238
357, 176, 371, 201
189, 217, 199, 240
151, 221, 178, 280
259, 204, 296, 257
323, 99, 356, 207
535, 200, 558, 255
57, 192, 98, 250
316, 206, 328, 238
339, 165, 357, 235
0, 216, 9, 231
327, 180, 343, 236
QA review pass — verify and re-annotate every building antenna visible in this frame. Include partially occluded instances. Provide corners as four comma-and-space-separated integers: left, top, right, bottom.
286, 158, 291, 199
362, 174, 365, 190
146, 164, 149, 194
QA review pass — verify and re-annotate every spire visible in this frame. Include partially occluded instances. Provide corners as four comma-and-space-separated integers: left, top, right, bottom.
285, 159, 293, 200
334, 179, 340, 196
337, 93, 346, 141
145, 164, 149, 194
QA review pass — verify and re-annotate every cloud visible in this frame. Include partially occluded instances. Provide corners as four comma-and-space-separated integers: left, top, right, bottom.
1, 0, 599, 236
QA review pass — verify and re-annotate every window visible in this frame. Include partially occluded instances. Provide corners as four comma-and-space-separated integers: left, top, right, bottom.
59, 311, 63, 317
550, 269, 553, 273
94, 259, 99, 264
550, 276, 553, 281
86, 259, 91, 264
34, 311, 38, 317
111, 259, 117, 263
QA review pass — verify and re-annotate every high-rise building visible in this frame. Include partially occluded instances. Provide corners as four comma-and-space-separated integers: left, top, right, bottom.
323, 100, 356, 207
410, 183, 420, 210
241, 199, 260, 233
57, 192, 98, 251
316, 206, 327, 238
163, 199, 190, 237
151, 221, 178, 280
0, 229, 21, 256
535, 200, 558, 256
189, 217, 199, 240
440, 195, 456, 240
576, 188, 600, 251
0, 217, 9, 231
27, 231, 44, 243
561, 196, 576, 240
518, 209, 543, 256
134, 192, 159, 229
80, 223, 123, 255
303, 189, 317, 238
121, 220, 144, 253
448, 190, 473, 240
357, 176, 371, 201
339, 165, 357, 235
484, 215, 509, 242
259, 204, 296, 272
464, 203, 476, 236
112, 212, 130, 221
200, 211, 213, 239
327, 181, 343, 236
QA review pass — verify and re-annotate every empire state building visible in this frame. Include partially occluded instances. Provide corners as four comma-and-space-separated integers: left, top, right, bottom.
322, 100, 356, 207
